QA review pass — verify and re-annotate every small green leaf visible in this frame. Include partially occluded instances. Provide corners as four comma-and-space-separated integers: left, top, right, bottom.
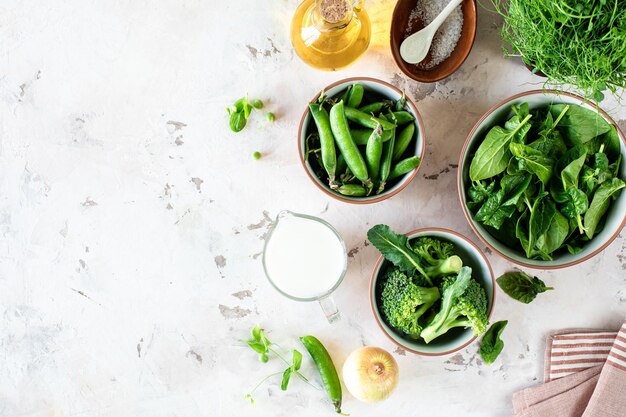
292, 349, 302, 371
230, 111, 247, 132
251, 324, 263, 341
280, 368, 292, 391
480, 321, 508, 365
260, 353, 269, 363
496, 271, 554, 304
246, 341, 267, 354
244, 393, 255, 406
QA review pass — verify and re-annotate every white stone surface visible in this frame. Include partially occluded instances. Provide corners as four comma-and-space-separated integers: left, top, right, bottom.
1, 1, 625, 416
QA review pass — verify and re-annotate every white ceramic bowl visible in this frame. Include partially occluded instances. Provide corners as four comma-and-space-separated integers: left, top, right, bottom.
458, 90, 626, 269
298, 77, 425, 204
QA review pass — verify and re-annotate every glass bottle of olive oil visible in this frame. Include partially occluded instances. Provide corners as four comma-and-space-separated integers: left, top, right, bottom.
291, 0, 371, 71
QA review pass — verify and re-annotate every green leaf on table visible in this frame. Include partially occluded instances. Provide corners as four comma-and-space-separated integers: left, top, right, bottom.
281, 368, 292, 391
480, 320, 508, 365
496, 271, 553, 304
292, 349, 302, 371
230, 111, 247, 132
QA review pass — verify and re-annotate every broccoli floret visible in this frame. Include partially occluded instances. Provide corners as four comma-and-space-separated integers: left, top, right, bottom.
420, 266, 489, 344
380, 269, 441, 339
412, 237, 463, 278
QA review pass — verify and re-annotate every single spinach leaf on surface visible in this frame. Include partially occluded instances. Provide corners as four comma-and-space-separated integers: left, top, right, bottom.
496, 271, 554, 304
550, 104, 611, 145
480, 321, 508, 365
367, 225, 429, 280
584, 178, 626, 239
509, 143, 554, 184
469, 114, 532, 181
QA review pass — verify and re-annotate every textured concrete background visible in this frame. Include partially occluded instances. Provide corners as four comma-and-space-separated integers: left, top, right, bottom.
0, 1, 624, 416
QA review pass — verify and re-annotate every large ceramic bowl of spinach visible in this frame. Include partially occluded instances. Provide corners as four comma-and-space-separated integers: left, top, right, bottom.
458, 90, 626, 269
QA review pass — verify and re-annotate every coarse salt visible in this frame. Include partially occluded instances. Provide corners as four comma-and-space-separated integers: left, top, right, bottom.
405, 0, 463, 69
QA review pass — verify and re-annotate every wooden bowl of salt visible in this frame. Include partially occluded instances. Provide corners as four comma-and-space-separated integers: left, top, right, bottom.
390, 0, 477, 82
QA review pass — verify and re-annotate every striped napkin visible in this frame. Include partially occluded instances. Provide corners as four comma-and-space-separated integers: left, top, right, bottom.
511, 319, 626, 417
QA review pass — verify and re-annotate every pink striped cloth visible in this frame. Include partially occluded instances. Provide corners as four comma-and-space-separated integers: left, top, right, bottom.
511, 319, 626, 417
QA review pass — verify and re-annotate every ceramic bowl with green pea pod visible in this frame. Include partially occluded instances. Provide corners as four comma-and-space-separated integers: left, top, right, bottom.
369, 227, 495, 356
298, 77, 425, 204
458, 90, 626, 269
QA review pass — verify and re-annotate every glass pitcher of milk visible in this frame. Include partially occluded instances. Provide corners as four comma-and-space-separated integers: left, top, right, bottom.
262, 210, 347, 323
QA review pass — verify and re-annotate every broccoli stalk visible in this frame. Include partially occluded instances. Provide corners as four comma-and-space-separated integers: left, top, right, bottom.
420, 266, 489, 344
412, 237, 463, 278
380, 269, 441, 339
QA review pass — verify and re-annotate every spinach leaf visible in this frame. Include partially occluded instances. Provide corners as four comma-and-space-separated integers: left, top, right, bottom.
580, 165, 599, 195
559, 149, 586, 190
480, 321, 508, 365
559, 188, 588, 234
468, 181, 496, 204
550, 104, 611, 145
475, 189, 517, 229
505, 104, 532, 144
496, 271, 553, 304
535, 209, 569, 257
529, 130, 567, 158
583, 178, 626, 239
527, 194, 556, 259
598, 125, 621, 161
470, 114, 532, 181
501, 173, 532, 206
509, 142, 554, 184
367, 225, 429, 281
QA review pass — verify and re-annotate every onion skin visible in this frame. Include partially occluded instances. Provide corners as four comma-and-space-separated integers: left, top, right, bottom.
342, 346, 399, 403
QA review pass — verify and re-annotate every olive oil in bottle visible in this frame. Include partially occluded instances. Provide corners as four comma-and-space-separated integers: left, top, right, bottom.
291, 0, 371, 71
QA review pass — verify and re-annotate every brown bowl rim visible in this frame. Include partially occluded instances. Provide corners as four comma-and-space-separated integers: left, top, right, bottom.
297, 76, 426, 204
389, 0, 478, 83
369, 227, 496, 356
457, 89, 626, 270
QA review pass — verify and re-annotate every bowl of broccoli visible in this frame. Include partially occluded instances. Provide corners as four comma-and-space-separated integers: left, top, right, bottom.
367, 225, 495, 356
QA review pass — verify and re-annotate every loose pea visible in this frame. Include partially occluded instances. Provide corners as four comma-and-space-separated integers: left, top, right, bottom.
344, 107, 396, 131
266, 112, 275, 122
309, 103, 337, 183
337, 184, 367, 196
365, 124, 383, 180
389, 156, 421, 180
251, 99, 264, 109
252, 151, 262, 160
347, 84, 364, 108
329, 101, 369, 183
392, 123, 415, 162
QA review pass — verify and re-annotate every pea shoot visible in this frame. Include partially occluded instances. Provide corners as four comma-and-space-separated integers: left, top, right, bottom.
226, 97, 275, 132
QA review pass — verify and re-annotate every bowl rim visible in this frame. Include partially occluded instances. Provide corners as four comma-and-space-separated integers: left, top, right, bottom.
389, 0, 478, 83
298, 76, 426, 204
368, 227, 496, 356
457, 89, 626, 270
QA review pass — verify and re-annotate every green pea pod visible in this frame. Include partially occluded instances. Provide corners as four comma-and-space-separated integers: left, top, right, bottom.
391, 111, 415, 125
329, 101, 369, 182
300, 336, 343, 414
309, 103, 337, 184
392, 123, 416, 162
337, 184, 367, 196
352, 128, 394, 146
379, 115, 396, 183
395, 94, 406, 111
347, 84, 364, 108
344, 107, 396, 131
336, 152, 348, 175
389, 155, 421, 180
366, 124, 384, 179
339, 85, 352, 104
359, 102, 384, 114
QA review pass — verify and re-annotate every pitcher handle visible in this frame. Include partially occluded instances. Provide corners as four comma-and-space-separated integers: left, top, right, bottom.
318, 295, 341, 324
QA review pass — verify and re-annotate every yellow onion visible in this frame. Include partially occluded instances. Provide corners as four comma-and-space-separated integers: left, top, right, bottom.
342, 346, 399, 403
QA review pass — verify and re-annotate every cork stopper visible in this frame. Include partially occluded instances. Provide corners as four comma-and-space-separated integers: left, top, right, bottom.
319, 0, 351, 24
